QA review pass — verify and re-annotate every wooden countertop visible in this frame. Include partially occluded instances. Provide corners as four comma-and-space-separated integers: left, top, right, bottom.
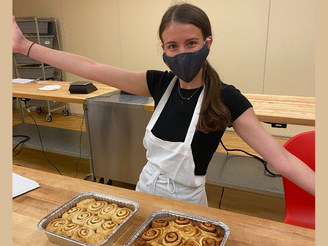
145, 93, 315, 126
12, 81, 118, 104
12, 165, 314, 246
13, 81, 315, 126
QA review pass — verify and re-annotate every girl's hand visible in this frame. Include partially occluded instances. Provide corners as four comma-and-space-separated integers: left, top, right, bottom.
12, 16, 31, 55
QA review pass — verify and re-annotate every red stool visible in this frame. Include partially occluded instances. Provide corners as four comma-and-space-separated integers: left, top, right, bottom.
282, 131, 315, 229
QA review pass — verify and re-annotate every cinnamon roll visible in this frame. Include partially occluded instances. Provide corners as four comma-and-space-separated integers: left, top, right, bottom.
71, 211, 94, 226
57, 223, 81, 237
132, 237, 149, 246
98, 203, 118, 220
151, 219, 171, 233
197, 222, 221, 238
76, 198, 96, 209
87, 201, 108, 214
84, 215, 105, 230
170, 217, 193, 231
71, 226, 95, 243
181, 239, 200, 246
111, 207, 133, 224
46, 218, 69, 233
62, 206, 84, 220
162, 231, 182, 246
199, 236, 222, 246
178, 226, 202, 241
97, 220, 119, 236
141, 228, 164, 246
86, 232, 107, 245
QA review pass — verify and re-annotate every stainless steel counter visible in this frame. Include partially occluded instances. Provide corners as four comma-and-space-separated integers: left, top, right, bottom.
86, 91, 153, 184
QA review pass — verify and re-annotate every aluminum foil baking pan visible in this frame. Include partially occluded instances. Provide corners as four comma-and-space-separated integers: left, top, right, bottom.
124, 209, 230, 246
37, 192, 139, 246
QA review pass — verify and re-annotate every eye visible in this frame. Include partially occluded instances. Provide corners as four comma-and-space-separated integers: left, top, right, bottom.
166, 44, 178, 50
187, 41, 197, 46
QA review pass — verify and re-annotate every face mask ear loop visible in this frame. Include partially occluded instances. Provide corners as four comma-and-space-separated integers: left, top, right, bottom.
204, 37, 211, 50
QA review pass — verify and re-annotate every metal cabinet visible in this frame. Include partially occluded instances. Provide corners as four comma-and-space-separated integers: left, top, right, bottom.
86, 91, 153, 185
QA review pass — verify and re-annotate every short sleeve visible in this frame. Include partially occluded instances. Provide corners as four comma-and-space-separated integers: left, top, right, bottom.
146, 70, 175, 107
221, 83, 253, 123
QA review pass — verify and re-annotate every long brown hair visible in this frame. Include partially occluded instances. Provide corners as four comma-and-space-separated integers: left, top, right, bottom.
158, 3, 231, 133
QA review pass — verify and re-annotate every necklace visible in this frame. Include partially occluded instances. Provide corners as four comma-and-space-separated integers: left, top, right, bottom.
177, 82, 202, 100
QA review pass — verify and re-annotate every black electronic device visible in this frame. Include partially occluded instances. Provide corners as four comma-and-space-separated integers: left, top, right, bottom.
69, 81, 98, 94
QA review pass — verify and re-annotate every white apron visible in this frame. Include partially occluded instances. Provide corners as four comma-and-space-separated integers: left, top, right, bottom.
136, 76, 208, 206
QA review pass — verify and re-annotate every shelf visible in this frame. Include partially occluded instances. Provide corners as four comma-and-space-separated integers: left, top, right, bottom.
13, 17, 63, 81
13, 17, 67, 121
206, 152, 284, 198
13, 123, 89, 159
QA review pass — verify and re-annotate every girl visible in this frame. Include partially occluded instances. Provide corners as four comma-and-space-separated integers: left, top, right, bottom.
12, 3, 314, 206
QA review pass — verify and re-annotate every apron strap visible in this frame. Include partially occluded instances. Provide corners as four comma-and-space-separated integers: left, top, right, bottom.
184, 85, 205, 145
147, 76, 177, 130
167, 177, 176, 194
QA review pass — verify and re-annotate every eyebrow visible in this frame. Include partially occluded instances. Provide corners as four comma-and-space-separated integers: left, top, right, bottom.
164, 41, 176, 46
164, 38, 200, 46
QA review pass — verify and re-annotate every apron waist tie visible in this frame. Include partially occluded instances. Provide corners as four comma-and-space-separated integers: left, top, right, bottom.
146, 169, 176, 194
167, 177, 176, 194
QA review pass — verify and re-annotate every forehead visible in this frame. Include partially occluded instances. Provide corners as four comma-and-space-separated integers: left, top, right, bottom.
161, 21, 203, 43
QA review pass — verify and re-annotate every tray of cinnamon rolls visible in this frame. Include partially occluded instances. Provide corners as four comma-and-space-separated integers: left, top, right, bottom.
37, 192, 139, 246
125, 209, 230, 246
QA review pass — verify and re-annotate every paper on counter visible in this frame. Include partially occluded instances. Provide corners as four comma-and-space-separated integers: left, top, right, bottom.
12, 78, 45, 84
12, 78, 35, 84
13, 78, 46, 84
12, 173, 40, 198
38, 85, 62, 91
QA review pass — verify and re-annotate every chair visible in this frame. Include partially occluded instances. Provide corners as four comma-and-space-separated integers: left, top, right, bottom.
282, 130, 315, 229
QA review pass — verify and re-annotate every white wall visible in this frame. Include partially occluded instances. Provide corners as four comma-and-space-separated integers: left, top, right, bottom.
13, 0, 315, 137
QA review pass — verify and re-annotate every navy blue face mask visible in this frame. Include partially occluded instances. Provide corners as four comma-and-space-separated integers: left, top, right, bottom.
163, 40, 210, 83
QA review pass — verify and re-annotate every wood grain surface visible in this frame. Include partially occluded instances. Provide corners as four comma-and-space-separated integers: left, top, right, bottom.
145, 93, 315, 126
12, 165, 314, 246
13, 81, 315, 126
13, 81, 118, 104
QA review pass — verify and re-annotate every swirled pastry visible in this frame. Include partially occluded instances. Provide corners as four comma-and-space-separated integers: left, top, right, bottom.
151, 219, 171, 233
132, 237, 149, 246
178, 226, 202, 240
84, 215, 105, 230
134, 217, 224, 246
199, 236, 222, 246
181, 239, 200, 246
97, 220, 119, 236
141, 228, 164, 246
162, 231, 182, 246
57, 223, 81, 237
71, 226, 95, 243
111, 207, 133, 224
46, 218, 69, 233
98, 203, 118, 220
87, 201, 108, 214
62, 206, 84, 220
76, 198, 96, 209
170, 217, 193, 231
71, 211, 94, 226
197, 222, 221, 238
86, 232, 107, 245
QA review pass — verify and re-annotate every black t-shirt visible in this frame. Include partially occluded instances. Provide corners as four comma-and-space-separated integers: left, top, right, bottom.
146, 70, 252, 175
